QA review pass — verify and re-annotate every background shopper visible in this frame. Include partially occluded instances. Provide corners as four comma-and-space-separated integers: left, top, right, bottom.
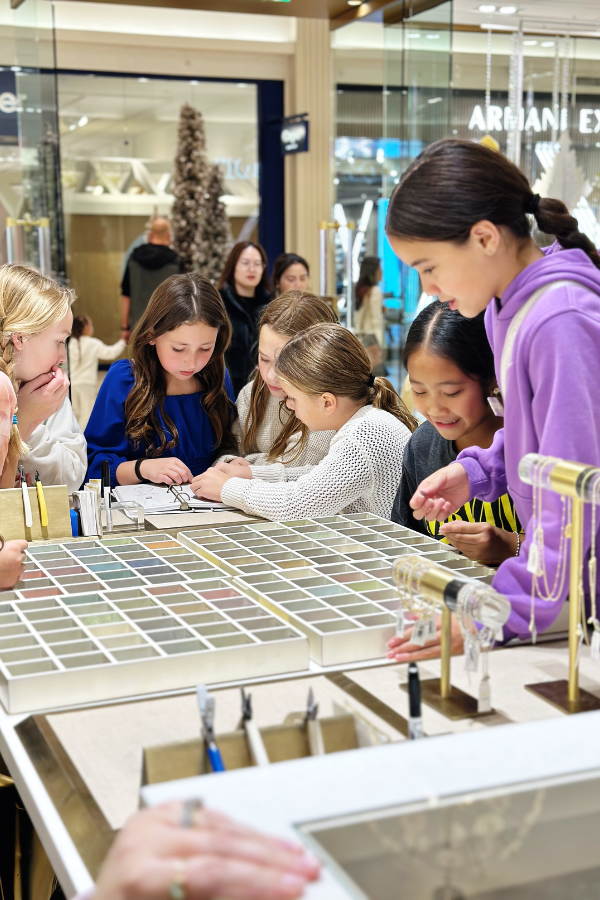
272, 253, 310, 298
218, 241, 271, 397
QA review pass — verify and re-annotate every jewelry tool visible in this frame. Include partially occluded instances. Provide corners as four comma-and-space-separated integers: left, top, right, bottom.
196, 685, 225, 772
407, 662, 423, 740
101, 460, 113, 531
19, 466, 32, 529
305, 687, 325, 756
34, 470, 48, 528
240, 688, 270, 766
167, 483, 190, 511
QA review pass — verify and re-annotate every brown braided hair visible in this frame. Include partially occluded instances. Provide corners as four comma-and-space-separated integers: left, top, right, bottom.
241, 291, 338, 463
0, 265, 73, 459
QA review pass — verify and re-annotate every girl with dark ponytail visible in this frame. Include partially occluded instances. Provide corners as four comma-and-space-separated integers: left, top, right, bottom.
385, 138, 600, 665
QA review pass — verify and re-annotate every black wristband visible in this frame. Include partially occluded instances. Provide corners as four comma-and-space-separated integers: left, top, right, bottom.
134, 458, 151, 484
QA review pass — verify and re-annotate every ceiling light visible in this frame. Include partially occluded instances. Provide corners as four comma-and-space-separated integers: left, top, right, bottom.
426, 33, 440, 39
376, 148, 385, 163
138, 77, 149, 83
333, 178, 340, 185
523, 39, 538, 45
189, 80, 199, 85
78, 115, 88, 127
428, 96, 443, 104
478, 4, 496, 12
541, 40, 555, 47
389, 169, 398, 177
407, 32, 421, 38
10, 66, 21, 72
237, 83, 248, 88
480, 22, 516, 29
499, 5, 517, 12
68, 124, 76, 131
347, 1, 362, 6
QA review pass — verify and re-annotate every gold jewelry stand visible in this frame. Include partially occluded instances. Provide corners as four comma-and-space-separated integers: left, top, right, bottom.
524, 458, 600, 714
400, 564, 493, 720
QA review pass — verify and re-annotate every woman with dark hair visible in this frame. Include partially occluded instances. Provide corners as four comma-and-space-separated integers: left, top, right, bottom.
354, 256, 384, 347
218, 241, 271, 397
272, 253, 309, 297
391, 300, 523, 564
86, 273, 235, 486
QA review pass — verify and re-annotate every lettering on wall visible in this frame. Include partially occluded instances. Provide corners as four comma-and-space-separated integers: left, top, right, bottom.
468, 104, 600, 135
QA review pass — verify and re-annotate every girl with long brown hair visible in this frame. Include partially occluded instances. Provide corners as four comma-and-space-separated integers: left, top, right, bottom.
86, 273, 235, 487
218, 290, 337, 474
193, 324, 417, 520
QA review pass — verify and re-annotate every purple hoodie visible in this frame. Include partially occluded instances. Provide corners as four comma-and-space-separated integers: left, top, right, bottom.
457, 244, 600, 640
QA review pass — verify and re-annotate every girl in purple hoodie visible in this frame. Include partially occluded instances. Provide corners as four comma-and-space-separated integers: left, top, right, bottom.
385, 139, 600, 661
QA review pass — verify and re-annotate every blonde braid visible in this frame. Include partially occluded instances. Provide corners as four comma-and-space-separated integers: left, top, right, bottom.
0, 329, 28, 458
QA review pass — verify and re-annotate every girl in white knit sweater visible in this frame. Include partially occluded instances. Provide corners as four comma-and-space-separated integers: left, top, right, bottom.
220, 290, 337, 472
193, 324, 418, 520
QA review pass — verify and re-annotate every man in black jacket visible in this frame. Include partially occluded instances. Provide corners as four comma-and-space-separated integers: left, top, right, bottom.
120, 218, 185, 338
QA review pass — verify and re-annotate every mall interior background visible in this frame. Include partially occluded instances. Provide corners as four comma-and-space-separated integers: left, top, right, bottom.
1, 0, 600, 388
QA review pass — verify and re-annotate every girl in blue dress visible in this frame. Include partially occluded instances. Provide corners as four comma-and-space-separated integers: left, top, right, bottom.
86, 273, 235, 487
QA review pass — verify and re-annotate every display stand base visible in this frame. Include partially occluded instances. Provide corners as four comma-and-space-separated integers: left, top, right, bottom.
401, 678, 492, 720
526, 680, 600, 714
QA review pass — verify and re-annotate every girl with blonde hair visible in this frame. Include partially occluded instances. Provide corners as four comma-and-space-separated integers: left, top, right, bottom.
218, 290, 337, 475
193, 324, 418, 520
0, 264, 85, 492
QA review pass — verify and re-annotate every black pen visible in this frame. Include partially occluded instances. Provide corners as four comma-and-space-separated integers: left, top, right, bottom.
101, 460, 113, 531
407, 662, 423, 740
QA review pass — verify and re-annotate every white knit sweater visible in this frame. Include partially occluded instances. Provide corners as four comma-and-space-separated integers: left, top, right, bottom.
219, 380, 333, 468
221, 405, 411, 521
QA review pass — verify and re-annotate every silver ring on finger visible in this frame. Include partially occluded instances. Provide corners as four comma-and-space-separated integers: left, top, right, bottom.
180, 798, 202, 828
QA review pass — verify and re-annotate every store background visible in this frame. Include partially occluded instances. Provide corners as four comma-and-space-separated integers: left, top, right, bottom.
1, 0, 600, 389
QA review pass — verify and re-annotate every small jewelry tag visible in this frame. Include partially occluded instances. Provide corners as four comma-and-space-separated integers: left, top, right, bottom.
426, 616, 437, 641
465, 633, 480, 672
411, 616, 432, 648
478, 674, 492, 714
527, 543, 539, 575
487, 395, 504, 417
396, 608, 405, 639
592, 628, 600, 662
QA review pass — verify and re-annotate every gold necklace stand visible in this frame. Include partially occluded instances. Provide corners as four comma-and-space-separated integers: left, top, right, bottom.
395, 559, 509, 720
521, 455, 600, 714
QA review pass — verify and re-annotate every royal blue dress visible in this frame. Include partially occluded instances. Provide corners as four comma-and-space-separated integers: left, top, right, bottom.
85, 359, 235, 487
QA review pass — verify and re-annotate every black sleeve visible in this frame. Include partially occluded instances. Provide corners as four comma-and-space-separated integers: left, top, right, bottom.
391, 437, 426, 534
121, 263, 130, 297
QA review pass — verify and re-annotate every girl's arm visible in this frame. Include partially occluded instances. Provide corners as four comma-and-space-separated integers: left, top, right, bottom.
85, 363, 134, 487
391, 442, 426, 534
92, 337, 127, 361
456, 428, 507, 503
218, 440, 374, 521
21, 398, 87, 494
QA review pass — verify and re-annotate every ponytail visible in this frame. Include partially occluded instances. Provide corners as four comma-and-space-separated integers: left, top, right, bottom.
386, 139, 600, 271
371, 376, 417, 431
532, 195, 600, 270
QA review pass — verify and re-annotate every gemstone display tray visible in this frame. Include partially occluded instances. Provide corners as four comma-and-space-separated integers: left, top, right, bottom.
0, 534, 308, 713
178, 517, 496, 666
